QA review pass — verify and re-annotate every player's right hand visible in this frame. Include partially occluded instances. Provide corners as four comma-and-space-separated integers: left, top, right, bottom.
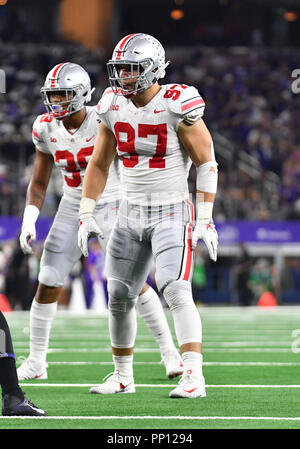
19, 222, 36, 255
78, 215, 104, 257
192, 222, 218, 262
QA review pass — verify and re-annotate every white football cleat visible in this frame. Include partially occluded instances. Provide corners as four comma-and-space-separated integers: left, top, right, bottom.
17, 358, 48, 380
169, 370, 206, 398
162, 350, 184, 379
89, 372, 135, 395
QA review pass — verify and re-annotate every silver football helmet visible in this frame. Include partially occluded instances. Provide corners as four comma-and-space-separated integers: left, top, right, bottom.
107, 33, 170, 99
40, 62, 94, 120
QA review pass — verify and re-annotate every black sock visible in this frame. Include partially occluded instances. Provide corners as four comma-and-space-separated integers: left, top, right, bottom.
0, 311, 24, 401
0, 357, 24, 400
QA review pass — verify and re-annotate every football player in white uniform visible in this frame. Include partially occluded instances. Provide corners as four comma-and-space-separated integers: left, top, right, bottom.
78, 34, 218, 398
17, 62, 183, 381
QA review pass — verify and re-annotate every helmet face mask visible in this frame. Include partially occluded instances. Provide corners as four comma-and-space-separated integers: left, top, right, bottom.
107, 34, 170, 99
40, 63, 94, 120
107, 60, 150, 99
41, 88, 76, 120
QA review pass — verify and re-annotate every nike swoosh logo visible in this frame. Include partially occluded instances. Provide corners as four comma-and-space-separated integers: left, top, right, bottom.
165, 212, 175, 217
86, 135, 95, 142
183, 387, 198, 394
154, 109, 165, 114
120, 382, 132, 390
34, 372, 45, 379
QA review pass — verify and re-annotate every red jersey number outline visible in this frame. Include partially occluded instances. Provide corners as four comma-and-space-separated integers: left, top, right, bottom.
39, 113, 53, 123
163, 83, 188, 101
114, 122, 167, 169
55, 146, 93, 187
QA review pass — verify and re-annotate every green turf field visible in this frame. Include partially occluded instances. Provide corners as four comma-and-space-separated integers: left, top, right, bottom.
1, 306, 300, 430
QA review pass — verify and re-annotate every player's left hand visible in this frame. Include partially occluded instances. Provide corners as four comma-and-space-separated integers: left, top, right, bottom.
19, 222, 36, 255
78, 215, 104, 257
192, 222, 218, 262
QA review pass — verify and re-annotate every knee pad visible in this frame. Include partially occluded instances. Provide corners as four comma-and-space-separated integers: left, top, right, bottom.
108, 279, 137, 349
108, 295, 137, 314
38, 265, 62, 288
107, 278, 137, 301
107, 278, 137, 313
163, 280, 193, 311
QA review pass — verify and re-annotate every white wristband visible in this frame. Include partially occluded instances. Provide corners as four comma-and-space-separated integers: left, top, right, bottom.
22, 205, 40, 225
79, 197, 96, 218
196, 160, 218, 194
197, 202, 213, 224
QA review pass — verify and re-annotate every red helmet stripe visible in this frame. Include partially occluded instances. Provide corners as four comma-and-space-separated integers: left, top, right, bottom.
115, 34, 138, 60
50, 62, 67, 87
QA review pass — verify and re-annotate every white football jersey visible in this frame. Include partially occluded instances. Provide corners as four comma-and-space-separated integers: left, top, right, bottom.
32, 105, 121, 205
96, 84, 205, 206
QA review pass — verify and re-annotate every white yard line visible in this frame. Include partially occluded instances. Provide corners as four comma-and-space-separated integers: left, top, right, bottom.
204, 362, 300, 366
16, 328, 292, 332
18, 383, 300, 388
12, 339, 294, 346
199, 348, 294, 352
43, 361, 300, 366
14, 347, 296, 353
12, 336, 294, 342
1, 415, 300, 421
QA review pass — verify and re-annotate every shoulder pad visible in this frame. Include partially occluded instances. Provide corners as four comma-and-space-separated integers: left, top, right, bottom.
164, 84, 205, 120
32, 114, 56, 153
96, 87, 115, 116
32, 114, 48, 145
